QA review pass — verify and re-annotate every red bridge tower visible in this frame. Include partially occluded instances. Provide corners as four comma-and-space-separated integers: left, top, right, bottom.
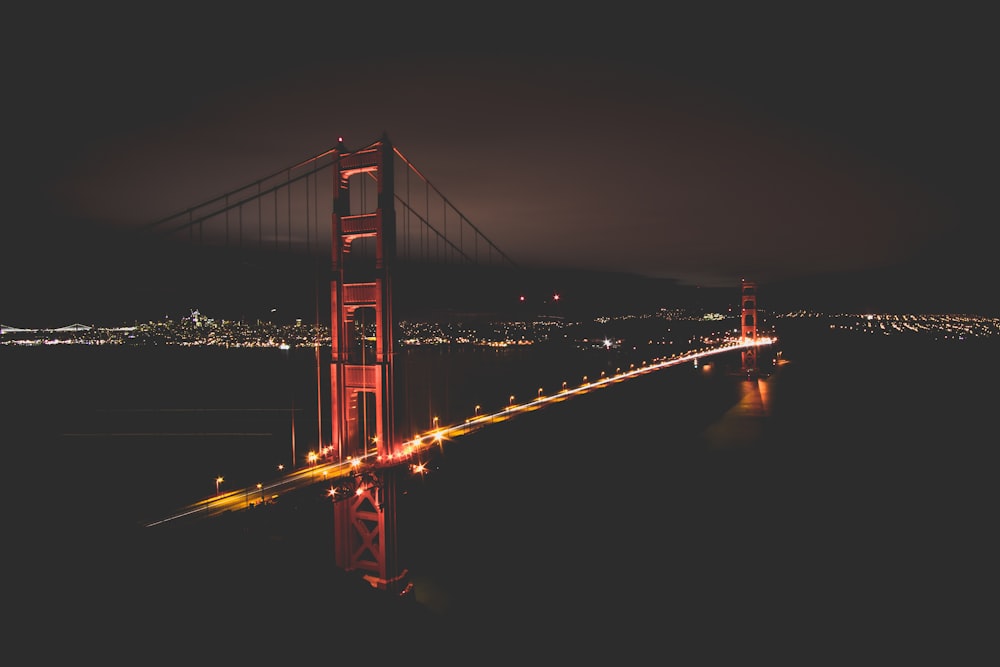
329, 135, 409, 595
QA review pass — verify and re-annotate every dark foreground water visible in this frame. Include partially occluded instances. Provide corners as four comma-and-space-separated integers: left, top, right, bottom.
3, 327, 995, 662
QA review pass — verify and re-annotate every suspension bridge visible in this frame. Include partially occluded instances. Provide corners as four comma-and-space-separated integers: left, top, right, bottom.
141, 133, 774, 600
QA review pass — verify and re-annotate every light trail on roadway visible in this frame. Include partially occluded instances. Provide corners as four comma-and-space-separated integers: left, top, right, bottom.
143, 337, 774, 528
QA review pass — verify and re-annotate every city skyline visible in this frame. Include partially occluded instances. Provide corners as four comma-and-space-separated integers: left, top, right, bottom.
5, 308, 997, 346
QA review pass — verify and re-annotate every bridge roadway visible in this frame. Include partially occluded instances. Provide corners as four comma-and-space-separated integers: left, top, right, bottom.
141, 338, 773, 528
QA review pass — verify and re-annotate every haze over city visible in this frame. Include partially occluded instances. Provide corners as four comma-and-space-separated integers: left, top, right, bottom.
4, 6, 995, 324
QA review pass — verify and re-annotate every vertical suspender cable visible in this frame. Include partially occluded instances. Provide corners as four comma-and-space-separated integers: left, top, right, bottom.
426, 180, 430, 262
405, 162, 411, 260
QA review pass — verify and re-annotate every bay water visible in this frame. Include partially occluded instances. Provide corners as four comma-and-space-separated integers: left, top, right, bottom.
3, 324, 993, 660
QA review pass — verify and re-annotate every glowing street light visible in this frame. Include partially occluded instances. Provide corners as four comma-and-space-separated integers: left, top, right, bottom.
509, 395, 515, 408
215, 476, 224, 495
475, 404, 481, 417
433, 416, 439, 430
537, 387, 543, 398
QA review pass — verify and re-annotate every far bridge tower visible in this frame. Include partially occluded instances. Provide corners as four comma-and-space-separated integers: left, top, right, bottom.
740, 279, 758, 376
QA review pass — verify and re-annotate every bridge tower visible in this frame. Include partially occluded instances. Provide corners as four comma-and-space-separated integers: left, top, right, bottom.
329, 135, 409, 595
740, 279, 758, 375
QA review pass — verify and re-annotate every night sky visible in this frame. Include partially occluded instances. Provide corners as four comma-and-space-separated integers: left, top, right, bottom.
4, 6, 996, 323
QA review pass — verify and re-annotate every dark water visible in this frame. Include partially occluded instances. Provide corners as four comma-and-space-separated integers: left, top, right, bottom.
4, 341, 694, 521
4, 329, 995, 661
396, 332, 996, 659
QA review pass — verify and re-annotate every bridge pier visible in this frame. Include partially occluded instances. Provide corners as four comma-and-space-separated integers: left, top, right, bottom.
332, 466, 410, 596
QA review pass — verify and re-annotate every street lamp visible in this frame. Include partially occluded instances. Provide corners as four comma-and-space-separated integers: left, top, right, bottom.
538, 387, 543, 398
509, 395, 515, 408
257, 482, 263, 504
475, 404, 481, 417
215, 476, 224, 495
433, 416, 439, 430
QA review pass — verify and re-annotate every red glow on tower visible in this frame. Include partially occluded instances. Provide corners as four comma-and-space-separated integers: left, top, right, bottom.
329, 135, 408, 595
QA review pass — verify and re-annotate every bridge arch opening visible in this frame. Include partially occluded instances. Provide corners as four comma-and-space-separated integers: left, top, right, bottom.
347, 305, 377, 365
348, 389, 377, 459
